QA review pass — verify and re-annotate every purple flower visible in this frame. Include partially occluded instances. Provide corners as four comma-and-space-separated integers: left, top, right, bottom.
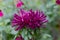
56, 0, 60, 5
15, 35, 24, 40
16, 0, 24, 8
0, 10, 3, 17
12, 9, 47, 31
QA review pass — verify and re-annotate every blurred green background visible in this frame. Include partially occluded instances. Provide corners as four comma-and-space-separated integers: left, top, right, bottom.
0, 0, 60, 40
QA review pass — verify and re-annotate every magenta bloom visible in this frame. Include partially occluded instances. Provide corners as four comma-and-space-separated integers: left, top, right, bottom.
12, 9, 47, 31
16, 0, 24, 8
56, 0, 60, 5
0, 10, 3, 17
15, 35, 24, 40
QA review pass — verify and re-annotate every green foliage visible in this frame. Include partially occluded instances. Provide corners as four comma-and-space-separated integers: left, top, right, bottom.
0, 0, 60, 40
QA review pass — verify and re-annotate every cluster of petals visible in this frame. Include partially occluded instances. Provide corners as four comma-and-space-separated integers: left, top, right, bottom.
15, 35, 24, 40
0, 10, 3, 17
16, 0, 24, 8
56, 0, 60, 5
12, 9, 47, 31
